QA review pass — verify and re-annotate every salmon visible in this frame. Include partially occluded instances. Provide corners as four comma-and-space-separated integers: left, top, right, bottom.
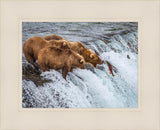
106, 61, 115, 77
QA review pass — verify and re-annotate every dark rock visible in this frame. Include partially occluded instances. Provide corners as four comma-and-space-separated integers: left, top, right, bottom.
127, 55, 130, 59
22, 64, 52, 87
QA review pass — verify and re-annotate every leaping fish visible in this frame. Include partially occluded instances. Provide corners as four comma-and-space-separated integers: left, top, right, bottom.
106, 61, 115, 77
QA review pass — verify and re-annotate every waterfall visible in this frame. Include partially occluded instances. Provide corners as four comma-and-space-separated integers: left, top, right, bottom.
22, 22, 138, 108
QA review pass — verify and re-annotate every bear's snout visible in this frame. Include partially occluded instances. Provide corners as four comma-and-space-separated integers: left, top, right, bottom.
98, 58, 103, 64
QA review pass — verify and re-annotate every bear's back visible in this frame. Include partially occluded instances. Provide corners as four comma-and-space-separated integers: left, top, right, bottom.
47, 39, 70, 49
39, 46, 72, 58
44, 34, 64, 41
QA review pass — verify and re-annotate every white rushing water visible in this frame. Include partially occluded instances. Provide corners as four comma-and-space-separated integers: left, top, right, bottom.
22, 22, 138, 108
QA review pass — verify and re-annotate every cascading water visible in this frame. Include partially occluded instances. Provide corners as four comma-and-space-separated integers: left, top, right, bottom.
22, 22, 138, 108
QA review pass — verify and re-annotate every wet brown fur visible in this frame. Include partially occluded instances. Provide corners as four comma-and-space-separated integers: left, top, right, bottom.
47, 39, 70, 49
23, 36, 70, 68
44, 35, 103, 67
44, 34, 65, 41
38, 46, 85, 79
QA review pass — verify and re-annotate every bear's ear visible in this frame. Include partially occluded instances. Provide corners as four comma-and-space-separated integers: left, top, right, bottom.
90, 54, 94, 59
63, 42, 67, 46
89, 49, 92, 52
80, 59, 84, 64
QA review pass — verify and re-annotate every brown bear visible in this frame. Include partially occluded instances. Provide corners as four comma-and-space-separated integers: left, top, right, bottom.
38, 46, 85, 79
23, 36, 70, 68
43, 34, 103, 67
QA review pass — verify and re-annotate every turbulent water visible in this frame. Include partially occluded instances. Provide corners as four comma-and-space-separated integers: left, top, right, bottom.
22, 22, 138, 108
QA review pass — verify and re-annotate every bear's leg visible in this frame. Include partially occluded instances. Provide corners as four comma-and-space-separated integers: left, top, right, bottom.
66, 62, 72, 72
67, 66, 73, 72
24, 53, 37, 68
62, 66, 68, 79
70, 67, 73, 72
39, 63, 49, 72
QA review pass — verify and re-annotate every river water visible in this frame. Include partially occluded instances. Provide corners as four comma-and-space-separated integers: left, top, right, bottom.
22, 22, 138, 108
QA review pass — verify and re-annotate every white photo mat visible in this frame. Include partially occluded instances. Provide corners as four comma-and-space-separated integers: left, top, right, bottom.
0, 0, 159, 130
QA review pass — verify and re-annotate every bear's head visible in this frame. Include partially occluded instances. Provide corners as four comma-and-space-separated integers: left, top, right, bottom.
73, 52, 85, 69
83, 49, 103, 67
